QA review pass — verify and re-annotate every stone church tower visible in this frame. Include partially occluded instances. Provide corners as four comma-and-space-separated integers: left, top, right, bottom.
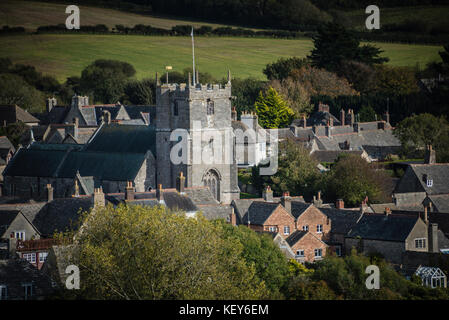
155, 72, 240, 204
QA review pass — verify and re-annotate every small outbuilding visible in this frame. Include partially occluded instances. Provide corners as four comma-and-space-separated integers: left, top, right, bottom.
415, 266, 447, 288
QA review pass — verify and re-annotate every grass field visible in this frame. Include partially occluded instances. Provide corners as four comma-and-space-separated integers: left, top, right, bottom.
341, 5, 449, 31
0, 34, 442, 82
0, 0, 232, 31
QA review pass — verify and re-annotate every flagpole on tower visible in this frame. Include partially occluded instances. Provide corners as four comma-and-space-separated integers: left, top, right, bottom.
191, 26, 196, 85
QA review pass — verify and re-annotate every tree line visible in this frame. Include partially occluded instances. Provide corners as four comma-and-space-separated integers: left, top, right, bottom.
54, 203, 449, 300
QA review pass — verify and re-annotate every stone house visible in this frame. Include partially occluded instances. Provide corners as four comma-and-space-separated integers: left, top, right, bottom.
345, 213, 430, 264
240, 201, 296, 238
289, 104, 401, 161
286, 230, 328, 263
393, 162, 449, 207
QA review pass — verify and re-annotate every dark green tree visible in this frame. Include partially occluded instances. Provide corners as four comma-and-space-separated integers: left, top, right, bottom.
263, 57, 308, 81
80, 60, 136, 104
309, 22, 388, 72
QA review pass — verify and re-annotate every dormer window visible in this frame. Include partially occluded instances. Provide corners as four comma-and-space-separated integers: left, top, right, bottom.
424, 174, 433, 187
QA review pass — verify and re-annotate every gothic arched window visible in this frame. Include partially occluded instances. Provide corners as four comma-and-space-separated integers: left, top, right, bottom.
203, 169, 220, 201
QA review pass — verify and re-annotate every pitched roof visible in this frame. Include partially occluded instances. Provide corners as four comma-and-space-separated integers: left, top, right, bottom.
0, 258, 53, 299
290, 202, 312, 220
346, 214, 420, 242
394, 164, 449, 195
427, 194, 449, 213
320, 208, 363, 234
0, 210, 20, 235
85, 124, 156, 155
311, 150, 364, 163
241, 201, 280, 225
0, 105, 40, 124
285, 230, 308, 247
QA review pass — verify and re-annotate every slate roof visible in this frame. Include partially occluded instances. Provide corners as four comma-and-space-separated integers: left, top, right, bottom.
0, 105, 40, 124
39, 106, 70, 124
198, 204, 233, 221
0, 258, 54, 299
0, 210, 20, 235
285, 230, 308, 247
107, 190, 198, 213
0, 198, 92, 237
346, 214, 419, 242
290, 202, 312, 220
5, 124, 154, 181
320, 208, 363, 234
241, 201, 280, 225
185, 187, 219, 205
85, 124, 156, 155
311, 150, 364, 163
394, 164, 449, 195
427, 194, 449, 213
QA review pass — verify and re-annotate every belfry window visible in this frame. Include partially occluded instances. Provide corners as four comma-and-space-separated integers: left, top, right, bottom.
207, 99, 214, 115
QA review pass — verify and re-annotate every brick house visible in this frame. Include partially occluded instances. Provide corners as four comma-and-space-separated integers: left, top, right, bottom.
287, 201, 331, 241
240, 201, 296, 238
286, 230, 328, 263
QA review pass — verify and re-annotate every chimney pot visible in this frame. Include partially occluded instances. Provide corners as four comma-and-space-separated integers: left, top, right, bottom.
46, 184, 53, 202
336, 199, 344, 209
125, 181, 135, 201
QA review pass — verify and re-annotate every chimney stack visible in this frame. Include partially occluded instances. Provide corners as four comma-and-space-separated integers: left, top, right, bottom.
336, 199, 344, 209
46, 97, 57, 113
340, 109, 345, 126
280, 191, 292, 214
262, 186, 273, 202
176, 172, 186, 194
46, 184, 53, 202
429, 223, 439, 253
384, 207, 391, 216
74, 180, 80, 198
302, 114, 306, 128
125, 181, 135, 201
93, 187, 105, 207
156, 184, 164, 204
229, 207, 237, 226
313, 191, 323, 207
424, 205, 428, 224
73, 117, 79, 139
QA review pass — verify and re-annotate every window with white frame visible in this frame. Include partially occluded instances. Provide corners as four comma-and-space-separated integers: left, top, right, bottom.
427, 179, 433, 187
283, 226, 290, 235
296, 250, 305, 257
317, 224, 323, 233
23, 253, 36, 263
22, 283, 33, 300
314, 248, 323, 258
268, 226, 276, 232
302, 225, 309, 231
0, 285, 7, 300
15, 230, 25, 240
39, 252, 48, 263
415, 238, 426, 249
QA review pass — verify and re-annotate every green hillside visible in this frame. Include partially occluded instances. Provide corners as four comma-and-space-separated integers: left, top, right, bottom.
0, 34, 442, 82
